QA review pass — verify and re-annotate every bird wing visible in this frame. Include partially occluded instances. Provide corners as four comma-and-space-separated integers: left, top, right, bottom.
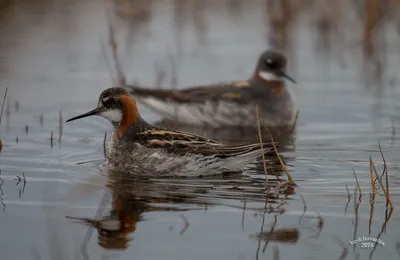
135, 128, 273, 158
126, 80, 252, 104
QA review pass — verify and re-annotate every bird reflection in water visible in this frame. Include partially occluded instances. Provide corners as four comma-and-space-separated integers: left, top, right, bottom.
66, 169, 214, 250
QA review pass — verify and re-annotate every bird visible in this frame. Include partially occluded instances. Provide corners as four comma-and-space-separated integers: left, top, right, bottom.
66, 87, 275, 177
125, 49, 297, 129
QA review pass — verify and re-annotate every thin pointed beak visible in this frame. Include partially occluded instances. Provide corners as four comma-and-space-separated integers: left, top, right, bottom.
66, 107, 101, 123
281, 71, 297, 84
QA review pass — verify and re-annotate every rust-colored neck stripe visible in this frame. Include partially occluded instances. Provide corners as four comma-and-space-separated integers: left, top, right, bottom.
253, 72, 284, 96
116, 95, 139, 138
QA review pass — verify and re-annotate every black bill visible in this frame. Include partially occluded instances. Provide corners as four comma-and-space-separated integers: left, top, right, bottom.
66, 107, 101, 122
280, 71, 297, 84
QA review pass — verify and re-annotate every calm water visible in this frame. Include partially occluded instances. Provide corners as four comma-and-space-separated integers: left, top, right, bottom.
0, 0, 400, 259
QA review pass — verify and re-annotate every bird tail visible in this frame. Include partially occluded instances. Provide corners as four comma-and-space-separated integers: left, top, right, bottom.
220, 142, 275, 170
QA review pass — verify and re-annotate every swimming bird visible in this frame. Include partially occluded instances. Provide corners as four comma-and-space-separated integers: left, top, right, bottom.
66, 87, 275, 177
126, 49, 297, 128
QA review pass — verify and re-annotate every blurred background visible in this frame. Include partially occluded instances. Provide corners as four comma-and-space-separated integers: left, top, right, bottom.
0, 0, 399, 260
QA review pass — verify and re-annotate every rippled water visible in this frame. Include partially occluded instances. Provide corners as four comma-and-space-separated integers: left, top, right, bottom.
0, 0, 400, 259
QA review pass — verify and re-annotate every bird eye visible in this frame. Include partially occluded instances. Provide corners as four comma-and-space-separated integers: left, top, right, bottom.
264, 58, 277, 68
102, 97, 114, 106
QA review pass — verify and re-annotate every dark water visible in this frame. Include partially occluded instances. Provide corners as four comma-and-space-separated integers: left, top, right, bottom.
0, 0, 400, 259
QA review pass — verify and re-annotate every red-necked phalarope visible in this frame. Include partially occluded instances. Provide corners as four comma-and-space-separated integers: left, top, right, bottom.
66, 87, 275, 177
126, 49, 297, 128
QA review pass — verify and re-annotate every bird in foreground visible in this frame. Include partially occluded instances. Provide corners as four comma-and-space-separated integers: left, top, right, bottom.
126, 49, 297, 128
66, 87, 275, 177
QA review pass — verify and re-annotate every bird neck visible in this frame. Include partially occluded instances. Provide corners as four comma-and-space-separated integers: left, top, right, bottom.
252, 72, 286, 96
114, 95, 139, 139
112, 114, 152, 142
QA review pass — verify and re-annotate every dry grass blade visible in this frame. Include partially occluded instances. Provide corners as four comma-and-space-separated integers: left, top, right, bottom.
370, 155, 394, 256
378, 142, 390, 207
264, 125, 295, 186
255, 105, 269, 193
369, 157, 376, 196
377, 142, 386, 181
352, 168, 362, 196
370, 157, 392, 209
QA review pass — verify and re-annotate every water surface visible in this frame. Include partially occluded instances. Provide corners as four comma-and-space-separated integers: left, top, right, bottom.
0, 0, 399, 260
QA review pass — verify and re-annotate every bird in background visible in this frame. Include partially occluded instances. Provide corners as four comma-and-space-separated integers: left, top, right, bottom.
126, 49, 297, 129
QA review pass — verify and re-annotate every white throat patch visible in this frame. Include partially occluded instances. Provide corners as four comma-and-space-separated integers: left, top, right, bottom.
258, 71, 280, 81
100, 109, 123, 123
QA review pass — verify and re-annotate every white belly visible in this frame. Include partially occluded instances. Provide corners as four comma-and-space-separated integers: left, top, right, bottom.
106, 143, 261, 177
